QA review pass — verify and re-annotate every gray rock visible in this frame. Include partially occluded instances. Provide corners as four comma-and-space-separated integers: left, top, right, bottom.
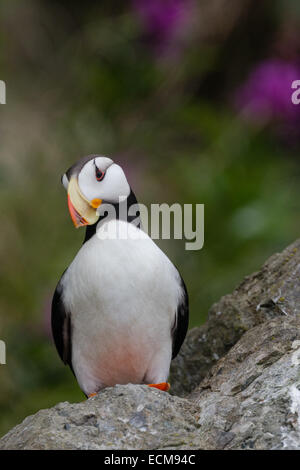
171, 238, 300, 396
191, 316, 300, 449
0, 384, 201, 450
0, 238, 299, 450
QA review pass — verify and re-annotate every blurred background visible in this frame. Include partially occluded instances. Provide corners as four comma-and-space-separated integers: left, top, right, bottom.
0, 0, 300, 436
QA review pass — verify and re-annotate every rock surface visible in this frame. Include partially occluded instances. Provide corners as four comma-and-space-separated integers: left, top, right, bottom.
0, 239, 299, 450
0, 384, 201, 450
191, 316, 300, 449
171, 238, 300, 397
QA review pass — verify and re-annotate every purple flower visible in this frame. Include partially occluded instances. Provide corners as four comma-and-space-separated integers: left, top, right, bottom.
132, 0, 193, 53
235, 59, 300, 123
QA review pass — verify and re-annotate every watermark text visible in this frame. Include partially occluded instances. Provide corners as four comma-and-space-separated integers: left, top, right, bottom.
96, 200, 204, 251
291, 80, 300, 105
0, 340, 6, 364
0, 80, 6, 104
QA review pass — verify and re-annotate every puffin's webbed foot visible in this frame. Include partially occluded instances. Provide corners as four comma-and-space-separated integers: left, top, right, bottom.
87, 392, 97, 398
147, 382, 170, 392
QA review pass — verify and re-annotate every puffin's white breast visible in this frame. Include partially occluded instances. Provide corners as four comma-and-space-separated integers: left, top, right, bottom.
61, 220, 182, 395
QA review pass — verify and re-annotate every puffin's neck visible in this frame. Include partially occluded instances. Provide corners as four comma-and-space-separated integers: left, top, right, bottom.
83, 190, 140, 244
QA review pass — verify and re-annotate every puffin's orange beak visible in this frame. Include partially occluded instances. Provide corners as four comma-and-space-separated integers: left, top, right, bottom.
67, 177, 101, 228
67, 194, 89, 228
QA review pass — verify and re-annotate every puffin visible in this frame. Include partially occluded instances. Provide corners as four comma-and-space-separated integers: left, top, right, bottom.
51, 154, 189, 397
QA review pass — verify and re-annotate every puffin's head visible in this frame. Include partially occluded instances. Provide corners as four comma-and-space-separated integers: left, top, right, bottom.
62, 154, 130, 228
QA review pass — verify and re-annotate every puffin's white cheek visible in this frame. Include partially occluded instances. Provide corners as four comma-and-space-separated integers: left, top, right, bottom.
79, 178, 101, 201
100, 164, 130, 203
78, 161, 100, 201
79, 163, 130, 203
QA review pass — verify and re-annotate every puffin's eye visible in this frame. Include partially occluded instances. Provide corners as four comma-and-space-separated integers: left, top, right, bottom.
95, 167, 105, 182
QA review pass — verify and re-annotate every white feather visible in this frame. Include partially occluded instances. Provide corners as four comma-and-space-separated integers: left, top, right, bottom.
61, 220, 183, 396
78, 158, 130, 204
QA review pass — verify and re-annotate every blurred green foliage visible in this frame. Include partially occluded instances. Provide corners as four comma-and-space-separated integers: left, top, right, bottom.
0, 0, 299, 437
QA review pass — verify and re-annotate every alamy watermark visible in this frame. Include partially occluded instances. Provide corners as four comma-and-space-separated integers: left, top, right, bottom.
0, 340, 6, 364
0, 80, 6, 104
96, 200, 204, 251
291, 80, 300, 105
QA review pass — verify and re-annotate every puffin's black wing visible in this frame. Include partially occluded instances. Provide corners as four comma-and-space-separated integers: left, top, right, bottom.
171, 276, 189, 359
51, 279, 72, 369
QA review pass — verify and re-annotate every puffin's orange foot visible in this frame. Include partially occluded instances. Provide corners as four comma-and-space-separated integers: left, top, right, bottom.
87, 392, 97, 398
147, 382, 170, 392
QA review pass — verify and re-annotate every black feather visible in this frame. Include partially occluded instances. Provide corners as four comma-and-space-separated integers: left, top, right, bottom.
51, 278, 73, 370
171, 276, 189, 359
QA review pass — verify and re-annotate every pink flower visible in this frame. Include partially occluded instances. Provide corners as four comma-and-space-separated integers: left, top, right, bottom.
132, 0, 193, 54
235, 59, 300, 123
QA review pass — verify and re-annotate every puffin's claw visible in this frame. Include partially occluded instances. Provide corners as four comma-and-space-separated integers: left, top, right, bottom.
147, 382, 170, 392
